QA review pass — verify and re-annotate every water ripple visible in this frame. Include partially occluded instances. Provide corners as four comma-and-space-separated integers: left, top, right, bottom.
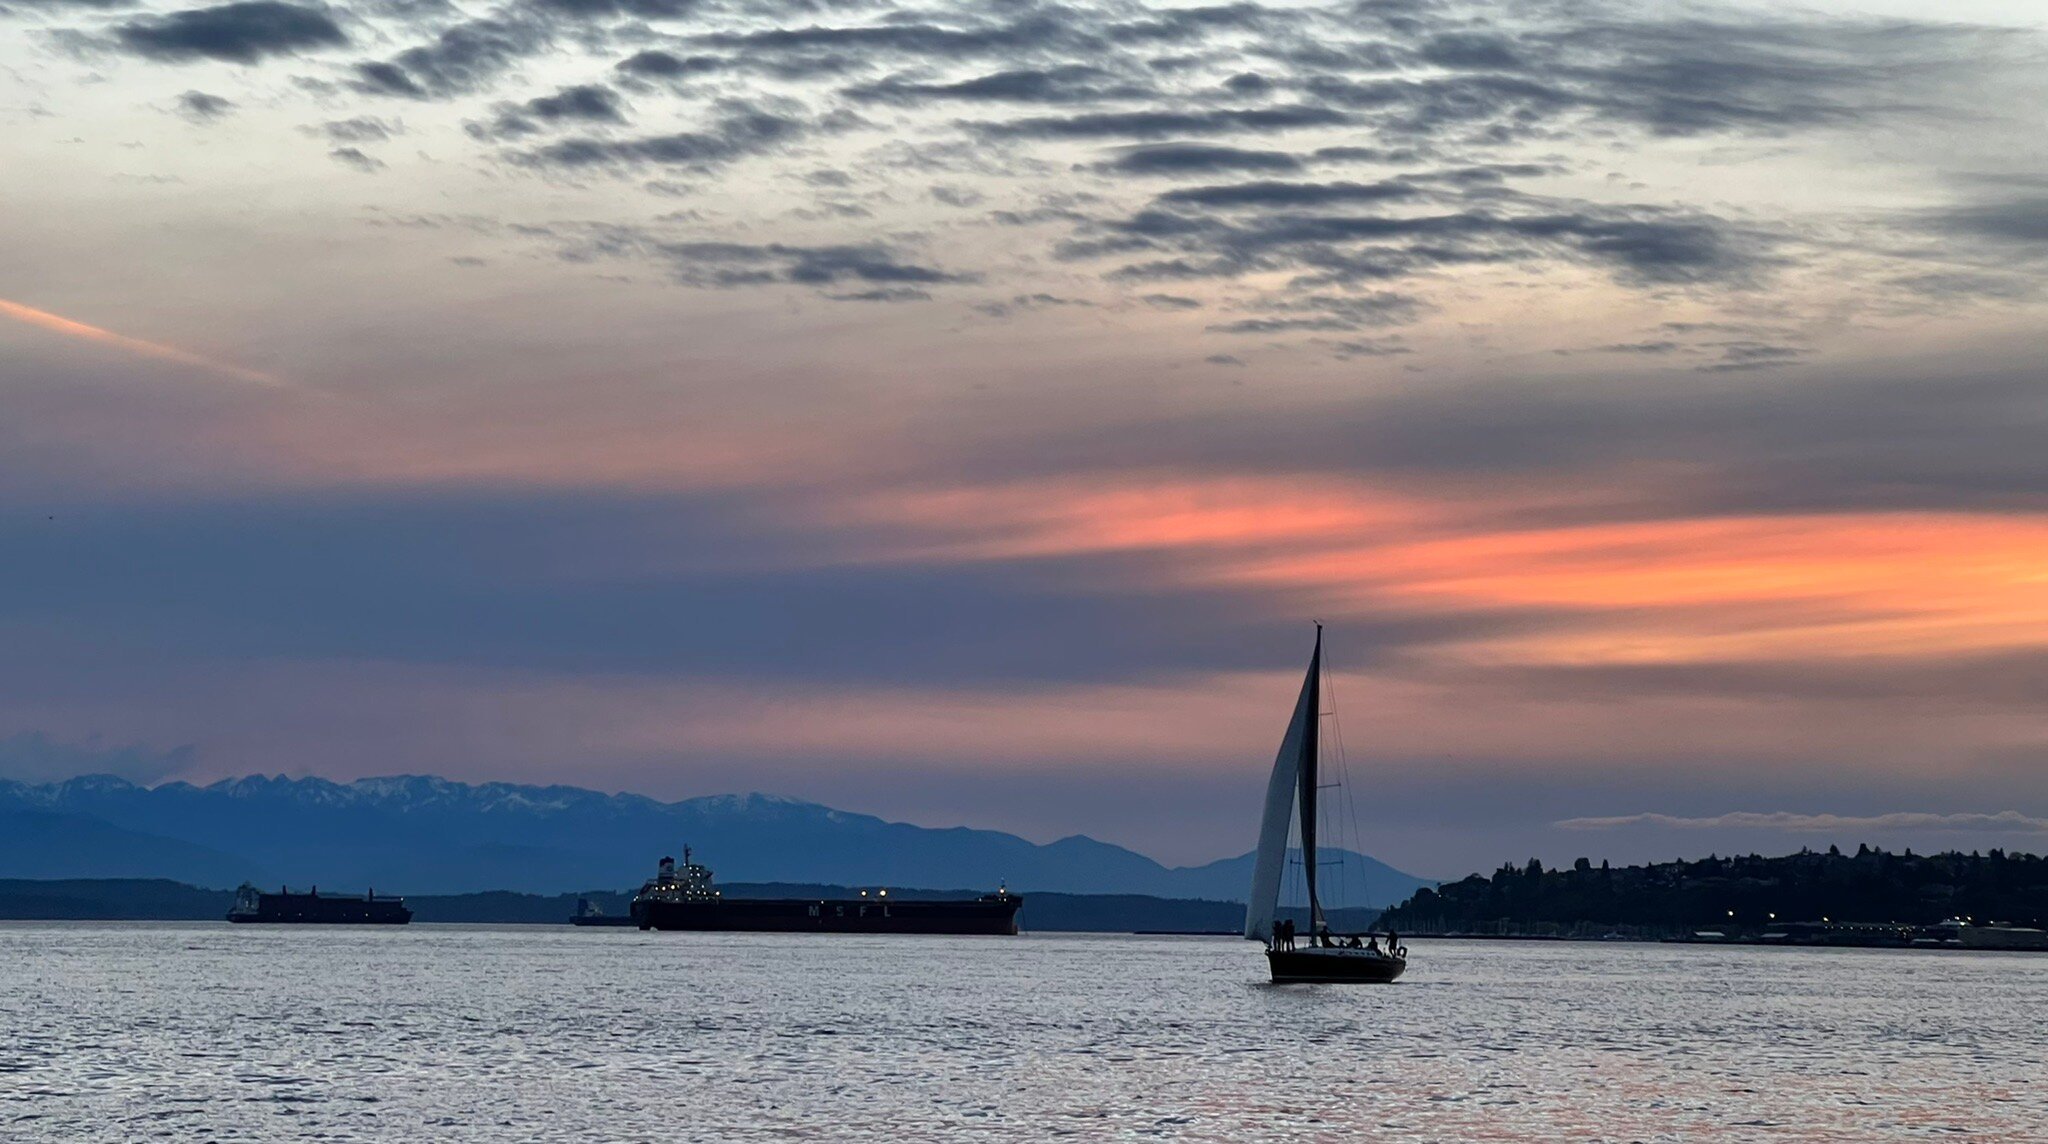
3, 925, 2046, 1140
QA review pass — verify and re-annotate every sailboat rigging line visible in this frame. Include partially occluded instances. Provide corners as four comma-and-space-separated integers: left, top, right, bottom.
1321, 634, 1368, 917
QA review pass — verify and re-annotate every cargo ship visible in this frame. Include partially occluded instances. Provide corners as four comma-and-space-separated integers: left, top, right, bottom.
227, 882, 412, 924
629, 849, 1021, 934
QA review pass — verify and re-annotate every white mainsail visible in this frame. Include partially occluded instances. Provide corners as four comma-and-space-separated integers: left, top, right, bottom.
1244, 628, 1322, 941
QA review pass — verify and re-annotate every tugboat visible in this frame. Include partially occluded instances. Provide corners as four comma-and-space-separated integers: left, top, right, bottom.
629, 848, 1022, 934
226, 883, 412, 924
1245, 626, 1407, 983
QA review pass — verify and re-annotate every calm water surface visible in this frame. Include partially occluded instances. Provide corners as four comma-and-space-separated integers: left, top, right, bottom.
3, 924, 2044, 1141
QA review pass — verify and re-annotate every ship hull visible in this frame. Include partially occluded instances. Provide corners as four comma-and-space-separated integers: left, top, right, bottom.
634, 896, 1020, 935
1266, 947, 1405, 984
227, 891, 411, 924
227, 905, 412, 924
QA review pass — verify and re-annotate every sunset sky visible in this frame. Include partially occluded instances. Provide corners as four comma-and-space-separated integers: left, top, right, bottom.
3, 0, 2046, 874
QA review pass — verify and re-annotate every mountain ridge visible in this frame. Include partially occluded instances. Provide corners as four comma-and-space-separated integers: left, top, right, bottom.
0, 772, 1435, 905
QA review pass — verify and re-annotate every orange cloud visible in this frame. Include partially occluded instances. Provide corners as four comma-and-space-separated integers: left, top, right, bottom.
841, 473, 2048, 667
844, 475, 1437, 564
1245, 512, 2048, 662
0, 297, 279, 386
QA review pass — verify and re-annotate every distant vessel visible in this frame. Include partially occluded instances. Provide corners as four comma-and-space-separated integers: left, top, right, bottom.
1953, 920, 2048, 950
629, 849, 1022, 934
1668, 918, 2048, 951
227, 883, 411, 925
1246, 626, 1407, 983
570, 897, 634, 926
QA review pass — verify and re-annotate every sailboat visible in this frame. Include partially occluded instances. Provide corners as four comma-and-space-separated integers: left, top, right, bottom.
1246, 625, 1407, 984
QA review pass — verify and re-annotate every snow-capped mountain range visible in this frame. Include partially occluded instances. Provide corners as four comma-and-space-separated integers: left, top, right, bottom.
0, 773, 1432, 904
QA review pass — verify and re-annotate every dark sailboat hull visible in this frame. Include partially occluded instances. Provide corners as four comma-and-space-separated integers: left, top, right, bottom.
634, 895, 1021, 935
1267, 948, 1405, 984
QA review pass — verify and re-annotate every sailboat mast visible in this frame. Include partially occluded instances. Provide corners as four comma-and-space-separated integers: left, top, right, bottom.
1300, 625, 1326, 932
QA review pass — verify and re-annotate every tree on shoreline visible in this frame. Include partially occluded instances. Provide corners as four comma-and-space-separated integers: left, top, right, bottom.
1380, 847, 2048, 932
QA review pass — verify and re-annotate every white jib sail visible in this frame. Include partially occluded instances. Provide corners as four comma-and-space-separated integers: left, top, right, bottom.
1243, 645, 1321, 941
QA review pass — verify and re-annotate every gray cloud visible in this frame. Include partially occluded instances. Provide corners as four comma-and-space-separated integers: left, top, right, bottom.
1457, 649, 2048, 709
174, 90, 235, 121
349, 61, 428, 98
1327, 336, 1410, 358
17, 0, 2037, 364
1419, 31, 1521, 71
527, 0, 698, 20
849, 65, 1148, 106
1101, 143, 1305, 176
1278, 14, 2005, 146
351, 16, 549, 98
512, 102, 800, 171
972, 291, 1091, 317
1209, 291, 1422, 333
1103, 3, 1276, 45
1892, 271, 2037, 301
328, 145, 386, 172
113, 1, 347, 64
1927, 196, 2048, 248
653, 241, 969, 289
1696, 341, 1802, 373
471, 83, 626, 139
555, 224, 973, 293
827, 287, 933, 302
615, 49, 723, 80
983, 105, 1354, 140
1595, 340, 1680, 355
1155, 178, 1424, 208
524, 83, 625, 122
902, 354, 2048, 525
1071, 185, 1786, 311
692, 16, 1095, 64
0, 483, 1328, 687
316, 115, 399, 142
1547, 18, 2009, 137
1297, 73, 1579, 141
